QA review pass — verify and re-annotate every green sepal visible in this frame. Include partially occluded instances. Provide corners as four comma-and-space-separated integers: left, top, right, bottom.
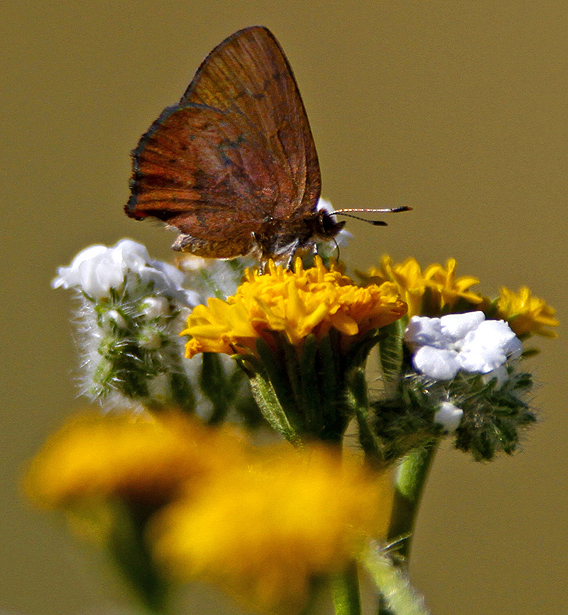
247, 338, 302, 445
344, 328, 383, 372
230, 327, 386, 444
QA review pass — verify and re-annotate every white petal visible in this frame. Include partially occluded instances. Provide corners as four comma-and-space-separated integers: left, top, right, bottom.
52, 244, 108, 289
79, 256, 125, 298
149, 259, 186, 288
457, 344, 507, 373
476, 320, 523, 359
413, 346, 461, 380
404, 316, 444, 347
458, 319, 522, 373
439, 311, 485, 342
112, 239, 150, 272
69, 244, 108, 265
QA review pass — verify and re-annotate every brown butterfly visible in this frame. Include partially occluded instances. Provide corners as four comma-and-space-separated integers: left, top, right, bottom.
126, 26, 409, 266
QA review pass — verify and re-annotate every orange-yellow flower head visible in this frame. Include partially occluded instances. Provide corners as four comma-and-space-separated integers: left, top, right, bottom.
363, 256, 482, 318
182, 257, 407, 358
25, 412, 248, 510
152, 444, 392, 614
491, 286, 559, 338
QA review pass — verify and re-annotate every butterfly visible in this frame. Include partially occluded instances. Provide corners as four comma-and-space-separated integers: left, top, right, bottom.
126, 26, 409, 267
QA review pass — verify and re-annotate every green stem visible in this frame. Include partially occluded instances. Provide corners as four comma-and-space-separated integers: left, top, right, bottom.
106, 500, 169, 614
387, 442, 438, 563
331, 561, 362, 615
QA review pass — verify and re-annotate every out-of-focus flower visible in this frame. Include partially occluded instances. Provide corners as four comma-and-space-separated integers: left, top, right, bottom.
363, 256, 482, 318
25, 412, 247, 510
487, 286, 559, 339
182, 257, 407, 358
152, 444, 392, 614
404, 312, 522, 380
434, 402, 463, 433
175, 254, 255, 303
53, 239, 199, 305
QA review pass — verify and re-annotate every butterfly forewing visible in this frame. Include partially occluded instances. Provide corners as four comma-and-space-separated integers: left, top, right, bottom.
129, 105, 278, 226
126, 26, 324, 260
180, 26, 321, 218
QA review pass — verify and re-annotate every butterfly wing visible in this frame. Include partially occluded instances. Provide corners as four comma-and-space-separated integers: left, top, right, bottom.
180, 26, 321, 220
126, 26, 321, 258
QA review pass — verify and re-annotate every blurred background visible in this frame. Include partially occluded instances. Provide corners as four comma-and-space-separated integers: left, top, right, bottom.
2, 1, 566, 614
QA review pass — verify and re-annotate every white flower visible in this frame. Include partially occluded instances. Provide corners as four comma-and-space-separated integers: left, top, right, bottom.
434, 402, 463, 433
404, 312, 522, 380
53, 239, 199, 305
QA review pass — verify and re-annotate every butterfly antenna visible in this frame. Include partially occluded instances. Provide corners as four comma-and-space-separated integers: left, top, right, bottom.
333, 206, 412, 226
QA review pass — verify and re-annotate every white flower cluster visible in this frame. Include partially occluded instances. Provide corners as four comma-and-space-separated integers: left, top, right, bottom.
52, 239, 199, 409
52, 239, 199, 306
404, 311, 522, 382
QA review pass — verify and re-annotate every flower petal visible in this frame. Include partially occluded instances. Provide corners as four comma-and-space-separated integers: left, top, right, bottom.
412, 346, 460, 380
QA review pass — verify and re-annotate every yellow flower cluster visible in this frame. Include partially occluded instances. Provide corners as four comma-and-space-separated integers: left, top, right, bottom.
364, 256, 559, 338
26, 411, 392, 614
153, 444, 392, 614
25, 412, 247, 509
492, 286, 559, 338
363, 255, 482, 318
182, 258, 407, 358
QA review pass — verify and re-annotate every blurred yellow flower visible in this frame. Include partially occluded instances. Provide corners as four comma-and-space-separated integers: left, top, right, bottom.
25, 412, 247, 509
492, 286, 559, 338
364, 256, 482, 318
182, 257, 407, 358
152, 444, 392, 614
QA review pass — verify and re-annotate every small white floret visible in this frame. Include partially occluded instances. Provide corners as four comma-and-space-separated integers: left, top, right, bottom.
434, 402, 464, 433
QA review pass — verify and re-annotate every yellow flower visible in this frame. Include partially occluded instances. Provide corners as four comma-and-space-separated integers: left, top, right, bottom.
364, 256, 482, 318
152, 444, 392, 614
25, 412, 248, 510
182, 257, 407, 358
492, 286, 559, 338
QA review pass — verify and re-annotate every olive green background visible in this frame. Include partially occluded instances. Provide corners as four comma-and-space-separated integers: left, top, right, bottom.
2, 1, 566, 614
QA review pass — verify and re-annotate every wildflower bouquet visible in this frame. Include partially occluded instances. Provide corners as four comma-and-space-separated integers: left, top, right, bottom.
25, 228, 557, 615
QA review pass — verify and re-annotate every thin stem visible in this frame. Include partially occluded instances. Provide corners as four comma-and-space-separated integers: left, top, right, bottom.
387, 442, 438, 563
331, 561, 362, 615
375, 443, 438, 615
